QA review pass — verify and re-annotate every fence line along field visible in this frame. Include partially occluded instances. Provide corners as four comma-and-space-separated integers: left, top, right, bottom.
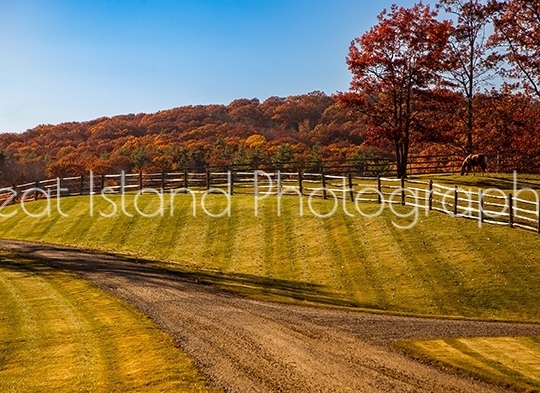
2, 165, 539, 235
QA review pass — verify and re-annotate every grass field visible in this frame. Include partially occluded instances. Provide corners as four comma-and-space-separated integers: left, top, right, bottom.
1, 174, 540, 391
0, 251, 219, 393
0, 181, 539, 322
396, 337, 540, 392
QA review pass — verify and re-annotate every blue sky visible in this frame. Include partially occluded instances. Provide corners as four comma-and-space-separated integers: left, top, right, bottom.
0, 0, 424, 133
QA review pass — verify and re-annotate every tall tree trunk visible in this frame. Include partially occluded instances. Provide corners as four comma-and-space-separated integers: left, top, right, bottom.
395, 141, 402, 178
395, 141, 408, 178
466, 39, 475, 155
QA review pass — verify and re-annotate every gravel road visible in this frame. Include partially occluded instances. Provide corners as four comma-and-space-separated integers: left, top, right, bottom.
2, 239, 539, 393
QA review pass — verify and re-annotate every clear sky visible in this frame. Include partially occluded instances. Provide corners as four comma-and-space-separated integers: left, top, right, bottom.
0, 0, 424, 133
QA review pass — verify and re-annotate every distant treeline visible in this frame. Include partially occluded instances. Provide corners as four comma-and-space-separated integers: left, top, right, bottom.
0, 88, 538, 186
0, 91, 370, 185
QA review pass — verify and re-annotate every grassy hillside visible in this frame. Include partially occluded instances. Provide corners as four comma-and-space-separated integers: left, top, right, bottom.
1, 190, 540, 322
396, 337, 540, 392
0, 251, 219, 393
2, 183, 540, 391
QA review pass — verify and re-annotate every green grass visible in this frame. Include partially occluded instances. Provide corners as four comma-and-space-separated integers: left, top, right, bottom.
2, 176, 540, 391
1, 187, 540, 322
396, 336, 540, 392
0, 251, 220, 393
426, 172, 540, 190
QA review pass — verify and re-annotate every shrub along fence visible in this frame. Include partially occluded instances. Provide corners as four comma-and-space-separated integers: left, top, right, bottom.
0, 168, 538, 234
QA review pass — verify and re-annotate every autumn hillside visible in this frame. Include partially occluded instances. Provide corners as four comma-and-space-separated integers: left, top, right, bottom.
0, 92, 370, 185
1, 88, 539, 187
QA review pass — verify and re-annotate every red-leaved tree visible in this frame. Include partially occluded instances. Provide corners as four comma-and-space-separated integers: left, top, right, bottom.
490, 0, 540, 98
336, 3, 452, 177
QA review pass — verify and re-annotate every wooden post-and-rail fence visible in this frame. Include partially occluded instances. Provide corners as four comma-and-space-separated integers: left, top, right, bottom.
0, 169, 539, 235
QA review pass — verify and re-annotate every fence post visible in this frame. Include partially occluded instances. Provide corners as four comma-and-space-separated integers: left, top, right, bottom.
161, 171, 165, 193
479, 189, 484, 224
88, 172, 93, 198
184, 169, 189, 193
508, 193, 514, 228
298, 169, 303, 196
377, 177, 382, 204
120, 171, 125, 195
348, 173, 354, 202
321, 167, 327, 200
139, 171, 143, 191
453, 186, 458, 216
537, 198, 540, 234
277, 170, 282, 197
429, 180, 433, 211
35, 180, 39, 201
206, 169, 211, 190
57, 177, 62, 198
401, 177, 405, 206
80, 174, 84, 195
254, 170, 258, 197
229, 170, 234, 196
100, 174, 105, 192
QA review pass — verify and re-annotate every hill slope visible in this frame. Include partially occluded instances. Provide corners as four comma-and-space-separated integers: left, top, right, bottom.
0, 193, 539, 322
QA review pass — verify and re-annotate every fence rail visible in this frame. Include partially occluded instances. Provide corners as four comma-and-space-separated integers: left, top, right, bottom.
0, 168, 539, 235
192, 152, 540, 176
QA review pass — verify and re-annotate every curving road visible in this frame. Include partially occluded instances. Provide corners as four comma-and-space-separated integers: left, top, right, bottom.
2, 239, 539, 392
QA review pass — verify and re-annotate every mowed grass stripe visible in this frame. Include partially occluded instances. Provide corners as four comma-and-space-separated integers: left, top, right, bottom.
204, 197, 238, 273
318, 214, 364, 302
358, 216, 417, 310
397, 336, 540, 392
348, 217, 392, 309
26, 267, 118, 389
0, 275, 19, 368
337, 213, 378, 307
0, 253, 220, 393
2, 193, 540, 321
230, 210, 265, 277
258, 197, 301, 297
160, 198, 195, 261
417, 221, 494, 314
118, 195, 167, 256
0, 262, 110, 391
387, 216, 479, 315
467, 229, 540, 320
428, 219, 540, 320
272, 199, 307, 284
0, 273, 34, 393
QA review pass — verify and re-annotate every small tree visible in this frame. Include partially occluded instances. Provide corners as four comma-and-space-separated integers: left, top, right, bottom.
336, 3, 452, 177
130, 145, 150, 172
272, 143, 296, 169
439, 0, 498, 154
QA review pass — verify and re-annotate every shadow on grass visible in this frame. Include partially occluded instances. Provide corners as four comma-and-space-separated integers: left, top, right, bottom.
0, 244, 363, 309
5, 242, 540, 343
428, 174, 540, 190
395, 339, 540, 393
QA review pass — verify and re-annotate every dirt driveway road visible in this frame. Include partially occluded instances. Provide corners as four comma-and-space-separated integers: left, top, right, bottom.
2, 239, 540, 393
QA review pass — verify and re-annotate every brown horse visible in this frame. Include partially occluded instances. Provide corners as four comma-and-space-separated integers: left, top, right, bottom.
460, 153, 487, 176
